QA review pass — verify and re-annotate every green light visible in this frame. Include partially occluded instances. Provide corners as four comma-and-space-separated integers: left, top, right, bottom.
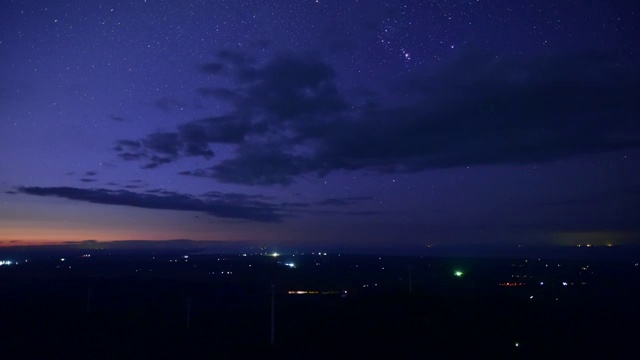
454, 271, 464, 277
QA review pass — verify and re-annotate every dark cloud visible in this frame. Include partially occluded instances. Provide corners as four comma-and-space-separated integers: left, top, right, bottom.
145, 188, 176, 194
177, 116, 247, 148
154, 97, 187, 112
216, 49, 257, 67
346, 196, 375, 201
108, 115, 126, 122
116, 115, 257, 168
280, 202, 311, 208
233, 52, 348, 119
15, 186, 283, 222
85, 171, 97, 176
315, 196, 374, 207
143, 132, 181, 156
80, 178, 97, 183
210, 145, 313, 185
123, 185, 144, 189
315, 198, 349, 206
115, 50, 640, 185
200, 62, 224, 74
201, 191, 273, 201
197, 87, 242, 101
119, 152, 145, 161
308, 209, 387, 216
142, 155, 174, 169
114, 140, 141, 150
114, 140, 144, 162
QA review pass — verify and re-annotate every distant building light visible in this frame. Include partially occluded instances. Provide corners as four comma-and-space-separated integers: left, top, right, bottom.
183, 255, 189, 259
288, 290, 319, 295
60, 258, 65, 262
271, 252, 280, 257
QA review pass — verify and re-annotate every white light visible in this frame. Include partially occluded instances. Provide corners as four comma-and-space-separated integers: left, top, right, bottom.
540, 282, 544, 285
515, 342, 519, 347
562, 282, 568, 286
271, 252, 280, 257
60, 258, 65, 262
183, 255, 189, 259
529, 296, 534, 299
285, 263, 295, 268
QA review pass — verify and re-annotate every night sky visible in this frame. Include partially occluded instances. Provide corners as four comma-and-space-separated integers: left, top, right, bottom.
1, 0, 639, 248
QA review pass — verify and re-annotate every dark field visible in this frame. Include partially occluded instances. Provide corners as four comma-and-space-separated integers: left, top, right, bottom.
1, 249, 639, 359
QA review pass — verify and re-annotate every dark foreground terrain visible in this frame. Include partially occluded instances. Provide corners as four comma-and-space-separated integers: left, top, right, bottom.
1, 247, 638, 359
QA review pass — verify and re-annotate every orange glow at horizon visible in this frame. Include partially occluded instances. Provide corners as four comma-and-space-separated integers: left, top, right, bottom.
0, 224, 240, 246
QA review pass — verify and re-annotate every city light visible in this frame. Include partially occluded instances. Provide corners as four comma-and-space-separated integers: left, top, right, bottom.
285, 263, 295, 268
271, 252, 280, 257
454, 270, 464, 277
0, 260, 13, 266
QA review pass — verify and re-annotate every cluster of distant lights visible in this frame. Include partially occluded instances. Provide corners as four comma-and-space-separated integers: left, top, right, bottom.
499, 281, 572, 287
576, 244, 613, 247
269, 252, 328, 257
0, 260, 14, 266
168, 256, 190, 263
288, 290, 346, 296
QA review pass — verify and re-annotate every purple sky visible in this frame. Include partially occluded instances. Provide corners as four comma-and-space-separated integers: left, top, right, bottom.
1, 0, 639, 248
